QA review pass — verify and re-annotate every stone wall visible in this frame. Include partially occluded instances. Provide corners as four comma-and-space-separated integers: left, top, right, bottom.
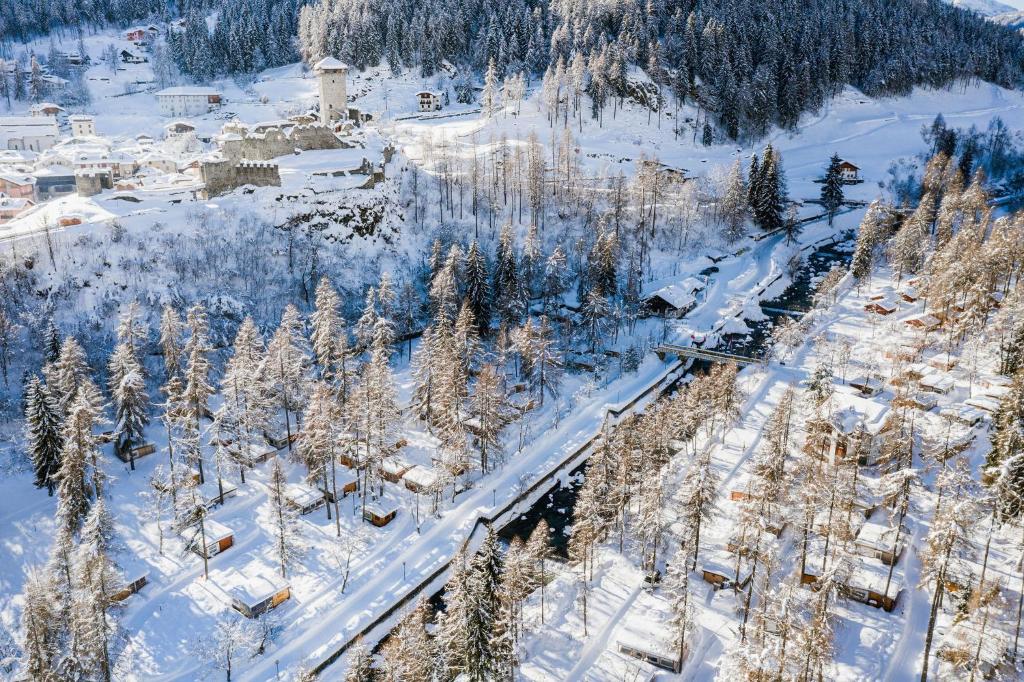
75, 171, 112, 197
200, 158, 281, 197
220, 124, 347, 162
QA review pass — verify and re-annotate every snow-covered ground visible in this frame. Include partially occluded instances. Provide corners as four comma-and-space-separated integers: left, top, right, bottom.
1, 19, 1023, 681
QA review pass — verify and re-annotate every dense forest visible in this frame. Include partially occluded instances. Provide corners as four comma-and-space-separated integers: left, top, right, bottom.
294, 0, 1024, 138
0, 0, 163, 45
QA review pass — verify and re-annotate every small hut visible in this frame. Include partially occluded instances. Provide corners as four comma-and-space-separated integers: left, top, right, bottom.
363, 502, 398, 527
189, 518, 234, 558
286, 483, 326, 515
220, 569, 291, 618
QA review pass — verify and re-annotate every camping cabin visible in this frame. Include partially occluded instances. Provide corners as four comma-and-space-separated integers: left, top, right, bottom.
320, 472, 359, 502
864, 299, 897, 315
700, 551, 752, 590
614, 591, 683, 673
115, 442, 156, 463
642, 278, 703, 318
363, 502, 398, 527
403, 465, 439, 494
111, 570, 149, 602
919, 373, 955, 395
381, 456, 415, 483
222, 569, 291, 618
898, 287, 920, 303
854, 514, 905, 565
848, 376, 883, 396
416, 91, 442, 112
905, 314, 941, 332
189, 518, 234, 558
806, 392, 890, 466
941, 405, 984, 427
802, 554, 900, 612
893, 391, 939, 412
966, 396, 1000, 414
286, 483, 326, 515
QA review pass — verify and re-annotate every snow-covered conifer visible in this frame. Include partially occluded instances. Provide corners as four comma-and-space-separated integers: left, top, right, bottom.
25, 376, 62, 495
268, 457, 304, 578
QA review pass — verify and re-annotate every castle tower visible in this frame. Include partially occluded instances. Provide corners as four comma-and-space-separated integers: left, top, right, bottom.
313, 57, 349, 122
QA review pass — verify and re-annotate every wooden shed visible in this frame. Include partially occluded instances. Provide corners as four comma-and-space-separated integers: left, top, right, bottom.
403, 466, 440, 494
363, 502, 398, 527
221, 569, 291, 618
111, 570, 149, 602
700, 551, 752, 590
189, 518, 234, 558
286, 483, 326, 515
381, 456, 415, 483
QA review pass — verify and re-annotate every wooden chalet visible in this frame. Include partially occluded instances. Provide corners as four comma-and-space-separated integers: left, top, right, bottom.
111, 570, 149, 602
219, 568, 291, 618
381, 456, 415, 483
837, 160, 860, 182
362, 502, 398, 527
864, 298, 898, 315
189, 518, 234, 558
801, 553, 900, 612
642, 277, 704, 319
114, 441, 156, 463
805, 392, 890, 466
614, 591, 684, 673
700, 551, 752, 590
905, 314, 941, 332
854, 513, 905, 566
286, 483, 326, 515
918, 373, 955, 395
403, 465, 440, 494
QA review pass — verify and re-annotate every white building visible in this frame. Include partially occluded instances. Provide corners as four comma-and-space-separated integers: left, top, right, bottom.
0, 116, 59, 152
69, 115, 96, 138
416, 91, 442, 112
313, 57, 349, 122
155, 86, 222, 117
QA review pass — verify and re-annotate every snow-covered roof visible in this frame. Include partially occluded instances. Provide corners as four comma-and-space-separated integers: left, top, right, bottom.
216, 567, 289, 607
919, 374, 955, 393
0, 116, 58, 130
286, 483, 322, 507
313, 57, 349, 71
33, 164, 74, 177
68, 114, 94, 122
416, 91, 441, 97
364, 501, 398, 517
0, 172, 35, 185
614, 590, 678, 664
829, 390, 890, 435
201, 518, 233, 543
965, 396, 1000, 413
156, 86, 221, 97
381, 457, 413, 477
855, 514, 904, 553
0, 196, 33, 209
402, 465, 438, 489
645, 284, 696, 310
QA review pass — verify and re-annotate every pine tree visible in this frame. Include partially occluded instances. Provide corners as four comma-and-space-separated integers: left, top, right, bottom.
679, 450, 719, 571
471, 364, 507, 473
354, 319, 400, 513
466, 528, 503, 681
299, 381, 341, 533
720, 159, 748, 243
310, 276, 348, 386
481, 57, 500, 118
74, 497, 120, 682
217, 317, 271, 480
344, 640, 374, 682
541, 246, 569, 312
19, 566, 58, 681
109, 340, 149, 470
493, 224, 526, 326
56, 392, 100, 537
464, 240, 492, 336
438, 551, 472, 677
268, 305, 310, 452
820, 153, 845, 225
268, 457, 303, 578
25, 376, 62, 495
51, 336, 90, 417
181, 305, 213, 483
159, 305, 185, 381
384, 598, 435, 679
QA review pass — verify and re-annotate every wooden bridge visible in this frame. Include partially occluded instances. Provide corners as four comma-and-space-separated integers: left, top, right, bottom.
653, 344, 762, 365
